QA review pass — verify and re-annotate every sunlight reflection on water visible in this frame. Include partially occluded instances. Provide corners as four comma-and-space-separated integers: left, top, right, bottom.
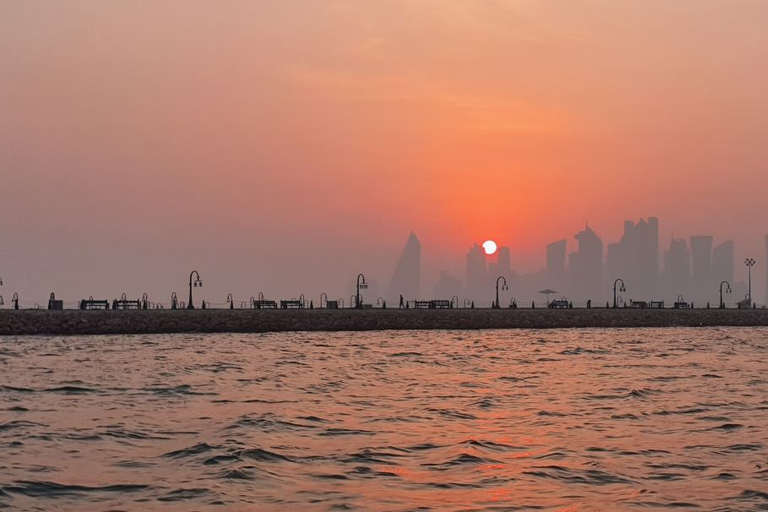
1, 328, 768, 511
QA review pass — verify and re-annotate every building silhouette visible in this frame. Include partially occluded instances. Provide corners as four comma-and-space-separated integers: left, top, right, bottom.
546, 239, 567, 292
690, 235, 713, 303
611, 218, 659, 300
712, 240, 734, 292
569, 225, 603, 302
663, 238, 691, 300
387, 231, 421, 301
465, 243, 488, 302
488, 246, 511, 278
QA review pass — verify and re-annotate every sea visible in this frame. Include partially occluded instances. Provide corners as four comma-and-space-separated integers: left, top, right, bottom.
1, 328, 767, 511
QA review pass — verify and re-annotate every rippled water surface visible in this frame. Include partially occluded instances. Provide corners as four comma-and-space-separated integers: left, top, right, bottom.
2, 328, 768, 511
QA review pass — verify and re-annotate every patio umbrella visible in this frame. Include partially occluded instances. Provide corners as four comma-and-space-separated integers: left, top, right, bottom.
538, 289, 558, 304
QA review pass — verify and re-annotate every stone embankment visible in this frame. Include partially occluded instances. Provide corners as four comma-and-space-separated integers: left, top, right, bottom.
1, 309, 768, 336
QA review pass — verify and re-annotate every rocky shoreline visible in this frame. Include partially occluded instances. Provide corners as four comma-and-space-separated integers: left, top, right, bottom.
1, 308, 768, 336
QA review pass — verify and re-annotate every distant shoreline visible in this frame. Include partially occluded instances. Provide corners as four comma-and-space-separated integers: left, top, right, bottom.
1, 309, 768, 336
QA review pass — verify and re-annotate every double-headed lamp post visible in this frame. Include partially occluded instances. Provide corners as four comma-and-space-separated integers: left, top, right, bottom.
719, 280, 732, 309
356, 273, 368, 309
613, 278, 626, 309
187, 271, 203, 310
745, 258, 755, 307
494, 276, 508, 309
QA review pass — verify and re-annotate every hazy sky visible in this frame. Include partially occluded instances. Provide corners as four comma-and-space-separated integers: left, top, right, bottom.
1, 1, 767, 305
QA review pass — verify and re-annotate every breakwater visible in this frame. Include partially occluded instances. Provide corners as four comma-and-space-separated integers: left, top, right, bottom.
2, 308, 768, 335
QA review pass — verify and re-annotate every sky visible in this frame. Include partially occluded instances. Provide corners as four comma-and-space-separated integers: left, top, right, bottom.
1, 1, 767, 305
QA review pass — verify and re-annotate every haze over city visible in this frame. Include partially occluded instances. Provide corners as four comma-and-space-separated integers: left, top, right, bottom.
2, 1, 767, 305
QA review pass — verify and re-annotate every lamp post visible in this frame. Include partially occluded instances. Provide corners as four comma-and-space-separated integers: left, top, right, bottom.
494, 276, 508, 309
12, 292, 19, 310
356, 273, 368, 309
142, 293, 149, 310
187, 271, 202, 310
613, 278, 626, 309
171, 292, 178, 310
320, 292, 328, 309
227, 293, 234, 310
719, 281, 731, 309
451, 295, 459, 309
745, 258, 755, 307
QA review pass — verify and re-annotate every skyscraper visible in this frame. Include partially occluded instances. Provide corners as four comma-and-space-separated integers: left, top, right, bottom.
386, 231, 421, 301
663, 238, 691, 300
690, 235, 713, 303
465, 243, 488, 302
607, 217, 659, 299
569, 225, 603, 302
712, 240, 734, 289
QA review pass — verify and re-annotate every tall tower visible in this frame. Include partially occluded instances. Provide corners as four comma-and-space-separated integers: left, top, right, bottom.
465, 244, 488, 302
570, 225, 603, 302
387, 232, 421, 301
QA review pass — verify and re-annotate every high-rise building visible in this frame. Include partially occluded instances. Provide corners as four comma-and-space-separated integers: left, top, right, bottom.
546, 239, 567, 291
465, 243, 488, 302
690, 235, 713, 303
663, 238, 691, 300
712, 240, 734, 289
607, 217, 659, 300
569, 225, 603, 302
386, 231, 421, 301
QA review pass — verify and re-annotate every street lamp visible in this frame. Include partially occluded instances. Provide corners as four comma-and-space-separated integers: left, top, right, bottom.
12, 292, 19, 310
227, 293, 234, 310
320, 292, 328, 308
745, 258, 755, 307
719, 281, 732, 309
494, 276, 508, 309
613, 278, 626, 309
356, 273, 368, 309
187, 271, 202, 309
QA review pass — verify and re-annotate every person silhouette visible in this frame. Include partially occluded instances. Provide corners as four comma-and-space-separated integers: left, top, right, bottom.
399, 295, 404, 309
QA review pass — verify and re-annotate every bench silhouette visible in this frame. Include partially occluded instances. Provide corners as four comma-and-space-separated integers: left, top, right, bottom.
80, 298, 110, 310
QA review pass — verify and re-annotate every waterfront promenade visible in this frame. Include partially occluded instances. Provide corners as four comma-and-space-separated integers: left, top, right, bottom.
2, 308, 768, 336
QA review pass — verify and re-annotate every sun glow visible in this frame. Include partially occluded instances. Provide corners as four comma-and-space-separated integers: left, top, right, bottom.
482, 240, 497, 255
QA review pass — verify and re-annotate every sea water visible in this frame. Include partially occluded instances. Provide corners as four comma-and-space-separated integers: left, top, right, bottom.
1, 328, 767, 511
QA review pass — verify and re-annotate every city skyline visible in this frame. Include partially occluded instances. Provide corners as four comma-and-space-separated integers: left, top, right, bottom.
2, 215, 765, 308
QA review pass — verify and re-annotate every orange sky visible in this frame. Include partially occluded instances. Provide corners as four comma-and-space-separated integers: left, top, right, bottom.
1, 1, 767, 303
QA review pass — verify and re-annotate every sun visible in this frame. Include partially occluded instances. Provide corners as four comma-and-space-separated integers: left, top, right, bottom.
482, 240, 497, 255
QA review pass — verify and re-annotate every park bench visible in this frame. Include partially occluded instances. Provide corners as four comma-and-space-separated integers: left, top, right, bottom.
114, 299, 142, 310
80, 299, 110, 310
280, 300, 303, 309
252, 299, 278, 309
548, 300, 569, 309
673, 301, 690, 309
414, 300, 432, 309
649, 301, 665, 309
430, 300, 452, 309
630, 300, 648, 309
326, 300, 339, 309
